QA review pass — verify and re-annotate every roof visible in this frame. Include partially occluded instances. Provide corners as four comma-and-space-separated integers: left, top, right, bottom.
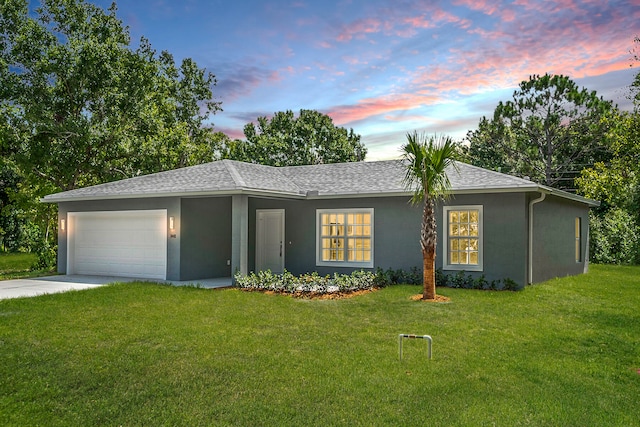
41, 159, 599, 206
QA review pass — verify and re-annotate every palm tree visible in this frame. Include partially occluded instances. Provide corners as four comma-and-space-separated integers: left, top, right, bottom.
402, 131, 458, 300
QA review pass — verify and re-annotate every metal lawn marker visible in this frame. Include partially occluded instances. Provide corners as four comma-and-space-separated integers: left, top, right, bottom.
398, 334, 432, 360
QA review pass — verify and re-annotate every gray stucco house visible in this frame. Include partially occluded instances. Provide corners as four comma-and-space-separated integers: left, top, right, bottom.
42, 159, 598, 288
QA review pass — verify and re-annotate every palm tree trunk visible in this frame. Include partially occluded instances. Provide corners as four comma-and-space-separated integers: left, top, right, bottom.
422, 247, 436, 299
421, 197, 437, 300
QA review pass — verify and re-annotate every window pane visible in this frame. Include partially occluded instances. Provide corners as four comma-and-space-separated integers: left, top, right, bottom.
461, 239, 469, 250
363, 213, 371, 225
460, 252, 468, 264
449, 211, 458, 223
461, 211, 469, 223
450, 224, 459, 236
451, 239, 458, 250
470, 210, 479, 222
469, 224, 478, 236
469, 239, 478, 250
451, 251, 459, 264
363, 226, 371, 236
469, 251, 478, 265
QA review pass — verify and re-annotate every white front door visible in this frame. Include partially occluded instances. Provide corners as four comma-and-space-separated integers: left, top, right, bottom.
256, 209, 285, 274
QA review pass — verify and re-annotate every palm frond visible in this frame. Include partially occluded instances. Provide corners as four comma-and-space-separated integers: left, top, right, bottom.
401, 131, 458, 205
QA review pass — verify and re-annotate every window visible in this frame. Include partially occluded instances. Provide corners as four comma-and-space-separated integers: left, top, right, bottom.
317, 209, 373, 267
443, 206, 483, 271
575, 217, 582, 262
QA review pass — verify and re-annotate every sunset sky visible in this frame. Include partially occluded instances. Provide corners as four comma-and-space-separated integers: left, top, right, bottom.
89, 0, 638, 159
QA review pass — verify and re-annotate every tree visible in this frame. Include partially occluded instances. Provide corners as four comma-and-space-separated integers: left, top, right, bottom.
0, 0, 220, 192
576, 111, 640, 264
222, 109, 366, 166
465, 74, 615, 190
1, 0, 220, 261
402, 132, 457, 300
630, 35, 640, 110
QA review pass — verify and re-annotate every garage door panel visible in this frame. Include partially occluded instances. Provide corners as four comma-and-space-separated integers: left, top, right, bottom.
68, 210, 167, 280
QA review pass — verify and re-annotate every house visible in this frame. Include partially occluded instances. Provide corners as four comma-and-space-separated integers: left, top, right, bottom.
42, 159, 598, 288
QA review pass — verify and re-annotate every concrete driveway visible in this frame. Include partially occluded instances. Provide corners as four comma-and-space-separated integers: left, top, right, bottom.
0, 275, 232, 300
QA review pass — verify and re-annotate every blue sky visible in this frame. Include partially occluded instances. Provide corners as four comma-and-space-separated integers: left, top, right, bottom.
89, 0, 638, 160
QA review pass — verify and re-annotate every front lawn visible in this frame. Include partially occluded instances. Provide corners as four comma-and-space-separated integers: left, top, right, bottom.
1, 265, 639, 426
0, 252, 54, 280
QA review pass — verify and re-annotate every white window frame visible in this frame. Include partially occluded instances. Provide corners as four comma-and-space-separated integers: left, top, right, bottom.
443, 205, 483, 272
316, 208, 374, 268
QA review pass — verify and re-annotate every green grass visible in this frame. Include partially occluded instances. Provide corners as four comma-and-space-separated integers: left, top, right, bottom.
0, 252, 43, 280
1, 264, 639, 426
0, 252, 55, 280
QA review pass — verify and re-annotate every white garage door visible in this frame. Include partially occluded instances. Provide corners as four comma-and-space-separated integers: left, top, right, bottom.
68, 210, 167, 280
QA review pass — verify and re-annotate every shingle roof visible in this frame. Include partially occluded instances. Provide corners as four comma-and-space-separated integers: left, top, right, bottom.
41, 159, 597, 206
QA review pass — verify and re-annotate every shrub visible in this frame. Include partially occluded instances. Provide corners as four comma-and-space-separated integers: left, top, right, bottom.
374, 267, 421, 286
31, 241, 57, 271
589, 209, 640, 264
235, 269, 377, 296
434, 268, 519, 291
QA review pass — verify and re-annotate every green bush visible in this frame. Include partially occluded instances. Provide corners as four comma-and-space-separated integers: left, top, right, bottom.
234, 269, 377, 295
589, 209, 640, 264
31, 241, 57, 271
374, 267, 421, 286
435, 268, 519, 291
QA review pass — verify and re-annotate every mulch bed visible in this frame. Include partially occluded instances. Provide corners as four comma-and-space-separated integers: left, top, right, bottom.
250, 288, 379, 299
241, 288, 451, 302
410, 294, 451, 302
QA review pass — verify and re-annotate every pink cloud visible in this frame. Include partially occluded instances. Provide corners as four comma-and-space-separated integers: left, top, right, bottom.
336, 18, 382, 42
328, 93, 442, 125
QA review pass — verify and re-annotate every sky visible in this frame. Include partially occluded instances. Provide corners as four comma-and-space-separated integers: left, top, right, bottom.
90, 0, 638, 160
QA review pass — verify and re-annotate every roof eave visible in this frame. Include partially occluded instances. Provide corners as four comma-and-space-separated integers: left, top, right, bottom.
41, 188, 307, 203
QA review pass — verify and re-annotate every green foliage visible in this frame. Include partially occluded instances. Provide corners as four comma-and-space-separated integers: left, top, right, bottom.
464, 74, 615, 190
401, 131, 458, 205
588, 209, 640, 264
1, 0, 220, 253
577, 111, 640, 264
374, 266, 422, 286
0, 0, 220, 191
435, 268, 520, 291
630, 35, 640, 111
222, 109, 366, 166
31, 241, 57, 270
234, 269, 377, 295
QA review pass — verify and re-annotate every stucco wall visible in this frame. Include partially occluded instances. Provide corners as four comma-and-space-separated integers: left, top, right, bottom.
248, 196, 424, 276
57, 198, 181, 280
248, 193, 529, 286
180, 197, 232, 280
436, 192, 529, 287
531, 194, 589, 283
